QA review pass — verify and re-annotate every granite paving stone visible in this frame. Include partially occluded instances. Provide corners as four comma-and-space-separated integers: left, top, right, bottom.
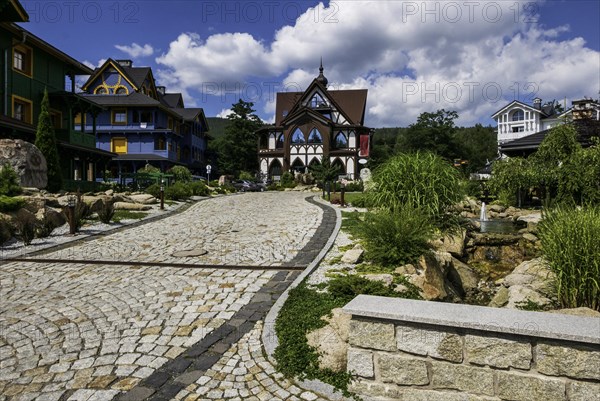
0, 192, 336, 401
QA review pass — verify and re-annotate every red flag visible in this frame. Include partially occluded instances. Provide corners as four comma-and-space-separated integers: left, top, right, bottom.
359, 135, 369, 157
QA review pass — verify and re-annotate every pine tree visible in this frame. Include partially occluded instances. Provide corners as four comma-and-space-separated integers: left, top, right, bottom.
35, 88, 62, 192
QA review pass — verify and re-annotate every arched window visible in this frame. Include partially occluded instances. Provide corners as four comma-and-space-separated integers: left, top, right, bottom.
512, 109, 525, 121
115, 86, 128, 95
291, 158, 305, 173
276, 133, 284, 149
269, 159, 282, 178
94, 86, 108, 94
335, 132, 348, 148
309, 158, 321, 168
332, 158, 345, 176
307, 128, 323, 144
291, 128, 305, 144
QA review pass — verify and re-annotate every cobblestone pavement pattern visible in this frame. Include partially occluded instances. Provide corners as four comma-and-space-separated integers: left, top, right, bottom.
0, 193, 331, 401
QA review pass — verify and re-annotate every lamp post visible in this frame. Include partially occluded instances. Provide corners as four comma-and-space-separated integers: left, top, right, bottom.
67, 195, 77, 235
206, 164, 212, 183
160, 179, 165, 210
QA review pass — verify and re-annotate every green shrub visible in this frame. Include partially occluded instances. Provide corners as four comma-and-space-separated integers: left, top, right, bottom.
343, 181, 363, 192
359, 206, 434, 266
165, 182, 192, 200
328, 274, 402, 301
145, 183, 160, 199
0, 164, 21, 196
538, 205, 600, 311
368, 152, 464, 223
280, 172, 296, 188
0, 195, 25, 212
113, 210, 147, 222
35, 213, 55, 238
97, 200, 115, 224
239, 171, 254, 181
138, 164, 160, 174
209, 179, 220, 187
274, 283, 352, 394
189, 181, 210, 196
168, 165, 192, 182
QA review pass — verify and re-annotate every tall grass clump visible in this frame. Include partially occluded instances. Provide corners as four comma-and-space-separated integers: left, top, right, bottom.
538, 205, 600, 311
368, 152, 464, 223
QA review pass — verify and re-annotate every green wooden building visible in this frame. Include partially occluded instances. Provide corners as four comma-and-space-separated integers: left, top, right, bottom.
1, 0, 115, 190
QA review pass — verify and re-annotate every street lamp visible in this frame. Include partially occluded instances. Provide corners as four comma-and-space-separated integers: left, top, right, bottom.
67, 195, 77, 235
206, 164, 212, 183
160, 179, 165, 210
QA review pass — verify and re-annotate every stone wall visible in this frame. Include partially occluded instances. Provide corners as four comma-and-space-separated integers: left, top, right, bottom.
343, 295, 600, 401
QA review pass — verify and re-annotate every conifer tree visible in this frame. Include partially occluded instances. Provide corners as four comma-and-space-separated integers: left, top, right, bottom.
35, 88, 62, 192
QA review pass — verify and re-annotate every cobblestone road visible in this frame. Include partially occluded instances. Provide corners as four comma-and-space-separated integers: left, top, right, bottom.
0, 192, 335, 401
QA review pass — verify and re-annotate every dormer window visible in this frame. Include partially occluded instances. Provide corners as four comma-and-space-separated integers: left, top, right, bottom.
309, 93, 327, 108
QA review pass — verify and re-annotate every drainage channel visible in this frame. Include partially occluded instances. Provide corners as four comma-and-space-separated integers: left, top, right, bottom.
1, 257, 305, 271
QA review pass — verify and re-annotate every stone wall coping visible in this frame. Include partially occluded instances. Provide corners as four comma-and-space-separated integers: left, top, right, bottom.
343, 295, 600, 345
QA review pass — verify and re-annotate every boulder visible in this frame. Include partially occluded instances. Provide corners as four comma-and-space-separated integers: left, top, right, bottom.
82, 196, 108, 213
438, 230, 466, 257
410, 252, 459, 301
0, 214, 14, 244
129, 194, 158, 205
361, 274, 394, 286
35, 206, 66, 230
395, 264, 417, 275
489, 286, 510, 307
306, 308, 351, 372
447, 257, 481, 293
113, 202, 151, 211
505, 285, 553, 309
341, 249, 363, 264
0, 139, 47, 188
489, 204, 506, 213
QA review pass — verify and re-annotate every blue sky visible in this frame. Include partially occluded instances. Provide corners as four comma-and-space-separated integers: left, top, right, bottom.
18, 0, 600, 127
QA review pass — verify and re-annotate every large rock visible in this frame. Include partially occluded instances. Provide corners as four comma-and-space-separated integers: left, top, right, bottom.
306, 308, 351, 372
548, 308, 600, 318
113, 202, 151, 211
341, 248, 363, 264
35, 206, 66, 230
0, 214, 13, 244
82, 196, 109, 213
129, 194, 158, 205
0, 139, 47, 188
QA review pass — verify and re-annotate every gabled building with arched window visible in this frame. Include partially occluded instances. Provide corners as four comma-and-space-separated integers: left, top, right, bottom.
257, 63, 373, 181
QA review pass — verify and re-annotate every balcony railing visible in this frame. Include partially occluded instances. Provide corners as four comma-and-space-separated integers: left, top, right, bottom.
56, 129, 96, 148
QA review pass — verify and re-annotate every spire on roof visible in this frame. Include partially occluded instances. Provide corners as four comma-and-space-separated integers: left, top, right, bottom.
316, 58, 328, 88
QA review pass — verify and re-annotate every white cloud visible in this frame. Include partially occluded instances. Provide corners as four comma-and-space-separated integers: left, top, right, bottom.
155, 1, 599, 126
216, 108, 233, 118
115, 43, 154, 58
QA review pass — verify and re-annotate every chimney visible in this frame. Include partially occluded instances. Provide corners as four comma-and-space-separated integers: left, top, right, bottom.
533, 97, 542, 110
156, 86, 166, 95
116, 59, 133, 68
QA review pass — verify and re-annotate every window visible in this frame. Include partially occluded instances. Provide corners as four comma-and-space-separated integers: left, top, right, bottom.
12, 44, 32, 76
307, 128, 323, 144
74, 112, 85, 125
115, 86, 128, 95
335, 132, 348, 148
512, 109, 525, 121
154, 135, 166, 150
112, 109, 127, 125
141, 111, 153, 123
94, 86, 108, 95
276, 133, 284, 149
12, 96, 32, 124
309, 93, 327, 108
168, 117, 174, 130
112, 137, 127, 153
291, 128, 305, 144
512, 126, 524, 133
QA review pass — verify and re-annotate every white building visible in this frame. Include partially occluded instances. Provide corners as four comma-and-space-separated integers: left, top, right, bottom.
492, 98, 571, 145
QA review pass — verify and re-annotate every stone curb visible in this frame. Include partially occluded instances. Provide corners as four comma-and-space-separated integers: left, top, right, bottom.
262, 195, 352, 401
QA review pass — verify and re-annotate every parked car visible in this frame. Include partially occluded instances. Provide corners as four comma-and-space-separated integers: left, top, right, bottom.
232, 180, 263, 192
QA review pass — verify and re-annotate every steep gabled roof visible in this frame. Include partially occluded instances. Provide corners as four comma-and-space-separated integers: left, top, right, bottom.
491, 100, 544, 119
1, 23, 92, 75
160, 93, 184, 108
82, 59, 139, 92
0, 0, 29, 22
122, 66, 152, 88
172, 107, 210, 132
275, 78, 368, 128
329, 89, 368, 125
81, 92, 161, 107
